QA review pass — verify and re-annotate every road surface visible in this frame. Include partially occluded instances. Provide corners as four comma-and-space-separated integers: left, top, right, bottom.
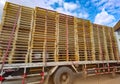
3, 74, 120, 84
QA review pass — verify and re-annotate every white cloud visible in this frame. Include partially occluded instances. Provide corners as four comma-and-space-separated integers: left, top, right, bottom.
47, 0, 63, 6
55, 2, 89, 19
92, 0, 120, 14
79, 12, 89, 19
94, 9, 115, 26
55, 2, 79, 16
56, 6, 78, 16
64, 2, 78, 11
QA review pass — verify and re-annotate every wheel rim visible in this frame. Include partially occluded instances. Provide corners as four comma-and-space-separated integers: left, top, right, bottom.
60, 72, 70, 84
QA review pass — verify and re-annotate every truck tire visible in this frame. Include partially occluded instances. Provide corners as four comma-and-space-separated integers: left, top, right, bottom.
54, 67, 73, 84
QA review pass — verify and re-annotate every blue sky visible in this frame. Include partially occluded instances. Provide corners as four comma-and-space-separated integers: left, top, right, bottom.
0, 0, 120, 27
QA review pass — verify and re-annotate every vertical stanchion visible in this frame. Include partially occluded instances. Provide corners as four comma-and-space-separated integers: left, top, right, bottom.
107, 63, 110, 73
40, 67, 45, 84
22, 67, 27, 84
82, 64, 87, 78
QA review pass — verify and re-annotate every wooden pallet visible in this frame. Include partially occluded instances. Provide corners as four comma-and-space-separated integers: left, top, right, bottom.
57, 14, 76, 61
0, 2, 33, 63
104, 26, 114, 60
76, 18, 86, 61
93, 24, 101, 60
0, 2, 20, 63
97, 25, 109, 60
30, 7, 57, 63
68, 15, 76, 61
110, 28, 119, 60
84, 20, 94, 61
58, 14, 67, 61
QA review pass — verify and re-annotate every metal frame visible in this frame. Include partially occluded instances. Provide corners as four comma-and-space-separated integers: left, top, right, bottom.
1, 60, 119, 69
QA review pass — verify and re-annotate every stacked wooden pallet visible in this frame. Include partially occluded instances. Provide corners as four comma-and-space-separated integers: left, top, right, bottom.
76, 18, 86, 61
97, 25, 109, 60
68, 16, 76, 61
45, 9, 57, 62
93, 24, 101, 60
0, 2, 20, 63
30, 7, 57, 63
30, 7, 46, 63
13, 6, 33, 63
104, 27, 114, 60
58, 14, 67, 61
84, 20, 94, 61
0, 2, 33, 63
110, 28, 119, 60
92, 25, 118, 61
0, 2, 119, 64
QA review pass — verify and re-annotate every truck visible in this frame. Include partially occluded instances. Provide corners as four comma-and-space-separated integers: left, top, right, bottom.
0, 2, 120, 84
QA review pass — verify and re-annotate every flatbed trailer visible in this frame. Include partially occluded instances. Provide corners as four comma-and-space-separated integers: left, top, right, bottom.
0, 2, 120, 84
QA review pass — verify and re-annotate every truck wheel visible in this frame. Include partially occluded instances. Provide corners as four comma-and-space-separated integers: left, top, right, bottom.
54, 67, 73, 84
